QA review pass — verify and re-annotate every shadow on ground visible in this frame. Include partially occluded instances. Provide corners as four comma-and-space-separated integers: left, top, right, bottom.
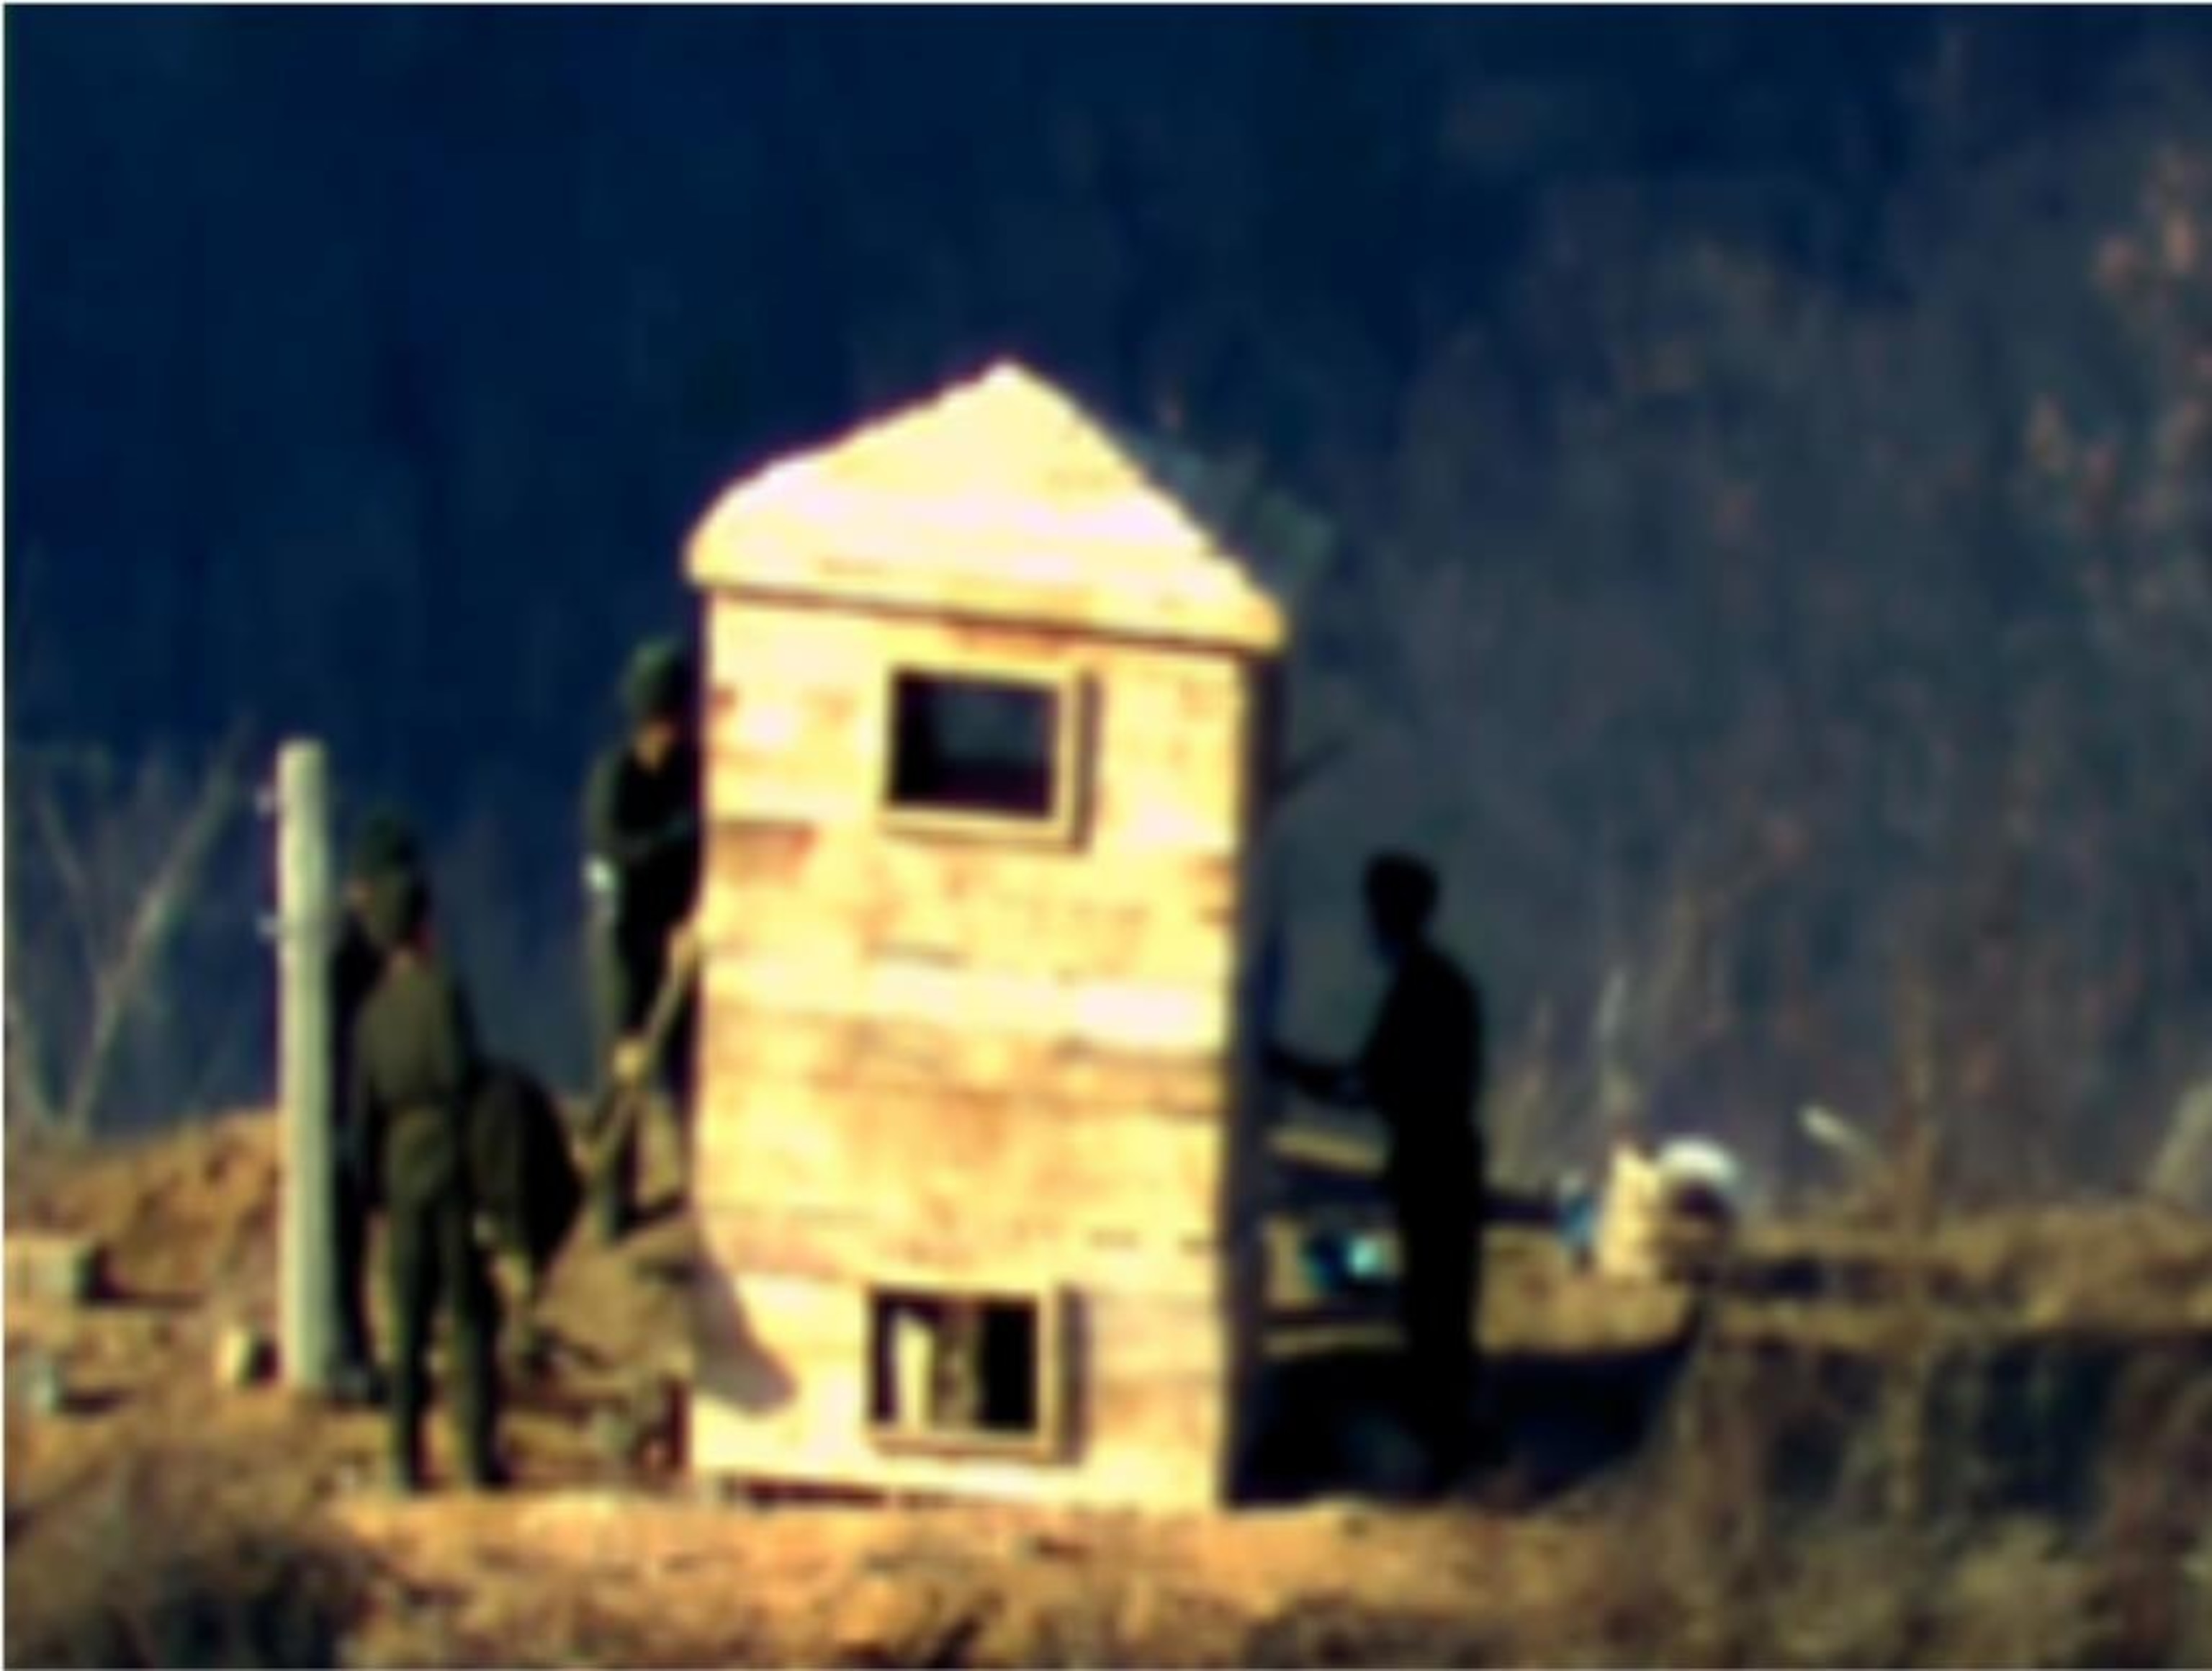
1241, 1331, 1696, 1506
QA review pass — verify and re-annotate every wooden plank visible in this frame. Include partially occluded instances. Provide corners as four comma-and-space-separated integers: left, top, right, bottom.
705, 772, 1245, 858
693, 1206, 1233, 1301
712, 596, 1236, 688
705, 764, 863, 827
696, 1063, 1231, 1173
1067, 978, 1231, 1052
696, 1214, 1070, 1293
938, 619, 1094, 664
688, 1356, 1233, 1488
693, 1107, 824, 1214
692, 1075, 1228, 1234
698, 958, 1231, 1052
708, 673, 876, 751
694, 1053, 1228, 1128
792, 828, 1239, 897
690, 1384, 1228, 1509
708, 596, 886, 682
685, 1160, 1220, 1257
706, 827, 1238, 907
709, 597, 1236, 701
701, 819, 820, 894
699, 1013, 1227, 1114
1077, 1291, 1234, 1379
1084, 1374, 1233, 1455
699, 563, 1285, 660
698, 1227, 1239, 1302
706, 864, 1240, 977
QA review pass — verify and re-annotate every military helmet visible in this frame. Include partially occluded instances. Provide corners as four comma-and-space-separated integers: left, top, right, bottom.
623, 638, 693, 725
349, 808, 424, 884
357, 867, 432, 954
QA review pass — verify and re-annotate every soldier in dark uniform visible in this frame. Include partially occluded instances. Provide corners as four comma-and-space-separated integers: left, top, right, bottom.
349, 866, 505, 1492
1268, 853, 1487, 1495
328, 810, 423, 1406
582, 639, 702, 1242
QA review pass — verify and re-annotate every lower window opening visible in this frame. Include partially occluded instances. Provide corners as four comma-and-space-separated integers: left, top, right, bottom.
868, 1289, 1049, 1446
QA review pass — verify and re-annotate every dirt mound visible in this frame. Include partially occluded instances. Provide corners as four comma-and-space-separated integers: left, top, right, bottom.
319, 1494, 1596, 1669
8, 1109, 282, 1304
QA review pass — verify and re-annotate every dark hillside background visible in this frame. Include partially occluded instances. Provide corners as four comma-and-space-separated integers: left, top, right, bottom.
8, 9, 2211, 1199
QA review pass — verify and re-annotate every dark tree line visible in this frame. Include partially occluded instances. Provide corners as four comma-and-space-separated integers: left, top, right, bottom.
7, 12, 2209, 1188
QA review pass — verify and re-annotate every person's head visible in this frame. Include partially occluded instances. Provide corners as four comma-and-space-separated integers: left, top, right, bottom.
345, 810, 423, 915
1363, 851, 1439, 963
623, 640, 693, 767
358, 868, 433, 959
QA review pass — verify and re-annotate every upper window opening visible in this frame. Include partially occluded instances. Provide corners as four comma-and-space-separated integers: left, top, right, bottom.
888, 671, 1061, 822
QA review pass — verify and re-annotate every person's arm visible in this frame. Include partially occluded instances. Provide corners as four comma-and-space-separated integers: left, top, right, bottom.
1265, 1042, 1369, 1108
586, 753, 653, 872
1346, 966, 1420, 1118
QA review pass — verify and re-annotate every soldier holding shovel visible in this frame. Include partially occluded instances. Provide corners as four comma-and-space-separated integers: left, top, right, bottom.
581, 639, 703, 1242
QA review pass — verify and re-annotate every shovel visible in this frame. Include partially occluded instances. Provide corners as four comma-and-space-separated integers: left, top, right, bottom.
576, 935, 702, 1188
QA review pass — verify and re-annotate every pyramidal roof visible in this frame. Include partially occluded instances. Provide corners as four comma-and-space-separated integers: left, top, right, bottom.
685, 362, 1289, 653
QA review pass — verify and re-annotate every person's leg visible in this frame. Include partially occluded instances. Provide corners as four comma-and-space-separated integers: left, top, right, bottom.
331, 1157, 377, 1392
385, 1192, 436, 1489
1397, 1206, 1474, 1492
329, 1168, 364, 1363
438, 1192, 505, 1487
1392, 1207, 1432, 1460
1427, 1214, 1477, 1481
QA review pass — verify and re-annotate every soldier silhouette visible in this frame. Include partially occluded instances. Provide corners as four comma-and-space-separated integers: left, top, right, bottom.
1268, 852, 1487, 1495
327, 810, 423, 1407
349, 866, 505, 1492
582, 640, 703, 1242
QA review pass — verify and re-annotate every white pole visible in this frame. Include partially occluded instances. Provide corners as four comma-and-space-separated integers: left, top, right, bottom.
274, 740, 333, 1394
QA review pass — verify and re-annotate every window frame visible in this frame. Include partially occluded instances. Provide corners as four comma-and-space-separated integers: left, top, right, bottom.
877, 660, 1089, 848
863, 1281, 1071, 1464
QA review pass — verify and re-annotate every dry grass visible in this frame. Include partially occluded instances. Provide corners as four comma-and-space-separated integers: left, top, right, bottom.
13, 1348, 2206, 1668
1537, 1237, 2212, 1670
4, 1456, 355, 1668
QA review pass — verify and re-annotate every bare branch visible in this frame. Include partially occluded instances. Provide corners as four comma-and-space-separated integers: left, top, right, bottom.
60, 732, 249, 1136
5, 985, 60, 1132
30, 784, 104, 996
1269, 735, 1352, 812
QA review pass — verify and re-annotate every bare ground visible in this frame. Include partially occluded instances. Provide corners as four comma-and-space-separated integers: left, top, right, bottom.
6, 1108, 2211, 1667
